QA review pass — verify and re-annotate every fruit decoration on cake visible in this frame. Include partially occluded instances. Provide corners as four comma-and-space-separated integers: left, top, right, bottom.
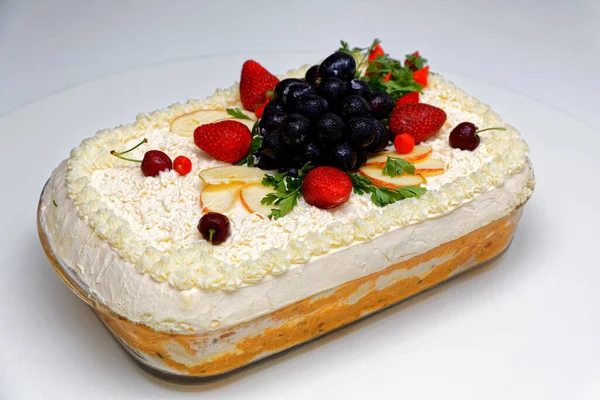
109, 138, 191, 177
142, 38, 516, 241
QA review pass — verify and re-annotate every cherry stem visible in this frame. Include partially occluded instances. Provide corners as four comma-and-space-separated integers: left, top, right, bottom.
110, 138, 148, 163
117, 138, 148, 155
475, 127, 506, 134
110, 151, 142, 163
208, 228, 216, 244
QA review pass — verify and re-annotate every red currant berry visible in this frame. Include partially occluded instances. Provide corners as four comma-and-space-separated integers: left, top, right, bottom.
393, 133, 415, 154
173, 156, 192, 175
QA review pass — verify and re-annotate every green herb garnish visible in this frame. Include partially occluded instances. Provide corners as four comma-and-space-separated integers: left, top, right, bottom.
382, 156, 415, 177
52, 200, 58, 207
226, 108, 252, 120
348, 173, 425, 207
338, 39, 425, 101
260, 163, 313, 219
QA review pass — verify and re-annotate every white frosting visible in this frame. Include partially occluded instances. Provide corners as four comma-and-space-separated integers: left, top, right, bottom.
39, 68, 535, 333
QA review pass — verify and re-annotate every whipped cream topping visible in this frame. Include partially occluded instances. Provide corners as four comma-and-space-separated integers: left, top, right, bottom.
42, 67, 532, 300
57, 67, 533, 293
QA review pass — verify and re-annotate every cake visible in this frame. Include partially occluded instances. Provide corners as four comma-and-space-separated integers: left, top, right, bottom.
38, 40, 534, 381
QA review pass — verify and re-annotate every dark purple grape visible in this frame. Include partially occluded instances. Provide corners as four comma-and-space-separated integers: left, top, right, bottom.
365, 120, 389, 153
262, 100, 285, 118
347, 78, 371, 99
304, 142, 327, 165
274, 78, 305, 100
355, 148, 368, 169
305, 65, 321, 87
258, 112, 286, 135
316, 77, 347, 107
261, 129, 286, 159
316, 113, 345, 147
346, 118, 376, 148
291, 94, 329, 122
281, 113, 311, 147
340, 95, 371, 120
319, 52, 357, 81
369, 91, 394, 119
283, 83, 314, 107
331, 142, 357, 171
255, 152, 281, 170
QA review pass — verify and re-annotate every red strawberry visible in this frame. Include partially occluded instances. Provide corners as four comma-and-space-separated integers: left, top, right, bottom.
413, 66, 429, 87
382, 71, 392, 82
194, 120, 251, 163
302, 167, 352, 209
396, 91, 419, 106
368, 43, 385, 61
388, 103, 447, 144
254, 97, 270, 119
240, 60, 279, 111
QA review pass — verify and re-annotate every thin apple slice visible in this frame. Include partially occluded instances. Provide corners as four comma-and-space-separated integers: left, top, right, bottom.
359, 166, 426, 188
240, 184, 276, 216
199, 165, 267, 185
170, 109, 255, 137
365, 145, 433, 167
200, 183, 245, 213
414, 158, 445, 176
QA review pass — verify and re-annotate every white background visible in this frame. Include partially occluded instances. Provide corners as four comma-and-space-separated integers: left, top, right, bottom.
1, 1, 599, 399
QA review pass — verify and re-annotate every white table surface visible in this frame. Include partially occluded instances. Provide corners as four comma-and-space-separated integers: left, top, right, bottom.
1, 1, 599, 399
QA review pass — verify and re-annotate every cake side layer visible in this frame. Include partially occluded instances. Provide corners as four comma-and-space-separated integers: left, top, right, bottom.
40, 160, 533, 333
97, 207, 523, 377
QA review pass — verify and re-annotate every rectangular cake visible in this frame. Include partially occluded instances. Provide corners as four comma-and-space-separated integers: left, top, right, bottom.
38, 41, 534, 381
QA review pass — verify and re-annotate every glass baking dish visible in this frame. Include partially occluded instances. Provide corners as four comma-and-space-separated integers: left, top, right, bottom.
38, 180, 526, 384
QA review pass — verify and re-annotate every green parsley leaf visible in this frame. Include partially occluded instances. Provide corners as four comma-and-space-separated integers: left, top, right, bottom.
382, 156, 416, 177
226, 108, 252, 120
337, 39, 426, 101
348, 173, 426, 207
260, 163, 313, 219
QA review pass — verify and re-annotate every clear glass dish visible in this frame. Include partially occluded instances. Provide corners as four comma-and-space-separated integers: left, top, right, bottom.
38, 179, 526, 384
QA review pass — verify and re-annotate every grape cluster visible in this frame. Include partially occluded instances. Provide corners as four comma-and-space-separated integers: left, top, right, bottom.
254, 52, 394, 173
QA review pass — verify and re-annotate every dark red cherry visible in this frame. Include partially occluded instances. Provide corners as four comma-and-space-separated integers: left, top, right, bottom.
198, 212, 230, 245
449, 122, 480, 151
141, 150, 172, 176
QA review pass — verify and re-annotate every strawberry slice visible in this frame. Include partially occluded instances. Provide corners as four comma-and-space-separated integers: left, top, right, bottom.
240, 60, 279, 111
413, 66, 429, 87
368, 43, 385, 61
396, 92, 420, 106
